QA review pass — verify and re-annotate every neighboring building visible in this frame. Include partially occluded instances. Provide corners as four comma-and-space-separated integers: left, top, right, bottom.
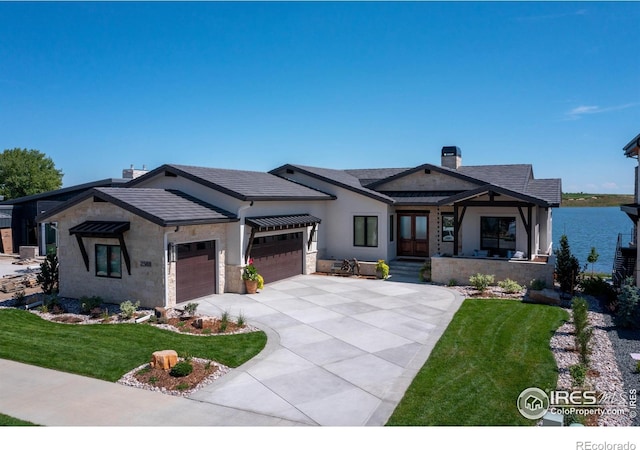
37, 147, 562, 308
617, 132, 640, 286
0, 165, 148, 256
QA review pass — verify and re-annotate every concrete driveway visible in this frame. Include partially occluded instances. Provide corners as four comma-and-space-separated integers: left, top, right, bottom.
0, 274, 463, 426
187, 274, 464, 426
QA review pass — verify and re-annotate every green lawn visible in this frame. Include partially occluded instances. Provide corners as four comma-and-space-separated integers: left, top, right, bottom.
0, 308, 267, 382
386, 299, 568, 426
0, 413, 38, 426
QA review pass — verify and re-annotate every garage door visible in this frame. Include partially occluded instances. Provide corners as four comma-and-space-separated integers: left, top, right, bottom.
176, 240, 216, 302
251, 232, 303, 284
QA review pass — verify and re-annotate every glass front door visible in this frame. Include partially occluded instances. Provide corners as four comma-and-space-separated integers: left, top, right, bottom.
397, 213, 429, 257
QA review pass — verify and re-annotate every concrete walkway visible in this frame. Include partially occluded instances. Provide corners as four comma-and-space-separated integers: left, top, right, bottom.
0, 275, 464, 426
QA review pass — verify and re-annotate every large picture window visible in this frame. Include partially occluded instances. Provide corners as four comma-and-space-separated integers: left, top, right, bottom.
354, 216, 378, 247
480, 217, 516, 257
96, 244, 122, 278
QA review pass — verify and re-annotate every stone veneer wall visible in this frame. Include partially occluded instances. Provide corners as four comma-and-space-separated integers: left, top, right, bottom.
49, 198, 228, 309
431, 255, 555, 287
166, 223, 227, 307
50, 200, 167, 308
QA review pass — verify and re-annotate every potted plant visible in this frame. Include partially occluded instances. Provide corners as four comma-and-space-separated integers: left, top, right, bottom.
242, 258, 261, 294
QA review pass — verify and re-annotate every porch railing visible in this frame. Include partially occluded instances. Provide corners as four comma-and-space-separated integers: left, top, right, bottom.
613, 232, 637, 287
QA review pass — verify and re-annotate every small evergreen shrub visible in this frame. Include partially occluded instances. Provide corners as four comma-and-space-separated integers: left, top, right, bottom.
469, 273, 495, 292
37, 253, 59, 295
12, 290, 26, 307
571, 297, 592, 364
80, 296, 103, 314
170, 361, 193, 377
569, 363, 587, 387
579, 275, 616, 301
183, 302, 198, 316
498, 278, 523, 294
529, 279, 546, 291
448, 279, 457, 287
554, 235, 581, 294
615, 277, 640, 329
119, 300, 140, 320
419, 261, 431, 282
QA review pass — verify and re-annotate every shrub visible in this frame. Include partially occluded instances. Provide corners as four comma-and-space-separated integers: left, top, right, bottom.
237, 310, 246, 327
579, 275, 616, 300
176, 382, 190, 391
498, 278, 523, 294
219, 310, 229, 333
119, 300, 140, 320
554, 235, 581, 294
183, 302, 198, 316
80, 296, 103, 314
529, 279, 546, 291
615, 277, 640, 329
37, 253, 59, 295
257, 274, 264, 290
469, 273, 495, 292
569, 363, 587, 387
419, 261, 431, 282
376, 260, 390, 279
169, 360, 193, 377
12, 290, 26, 307
448, 279, 457, 287
571, 297, 592, 364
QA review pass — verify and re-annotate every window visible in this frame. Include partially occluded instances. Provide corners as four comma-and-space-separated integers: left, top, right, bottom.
95, 244, 122, 278
389, 215, 394, 242
354, 216, 378, 247
480, 217, 516, 257
442, 213, 454, 242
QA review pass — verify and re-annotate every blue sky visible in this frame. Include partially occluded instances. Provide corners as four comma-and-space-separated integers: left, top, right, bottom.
1, 1, 639, 193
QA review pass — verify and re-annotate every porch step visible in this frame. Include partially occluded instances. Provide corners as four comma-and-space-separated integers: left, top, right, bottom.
387, 259, 427, 282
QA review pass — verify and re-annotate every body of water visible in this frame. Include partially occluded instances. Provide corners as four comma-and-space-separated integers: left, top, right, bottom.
552, 207, 634, 275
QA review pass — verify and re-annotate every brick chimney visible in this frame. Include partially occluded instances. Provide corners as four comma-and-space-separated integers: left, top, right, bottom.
441, 146, 462, 169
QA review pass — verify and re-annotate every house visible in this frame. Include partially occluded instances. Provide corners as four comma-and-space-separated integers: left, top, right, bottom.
617, 132, 640, 286
37, 147, 561, 308
0, 165, 148, 256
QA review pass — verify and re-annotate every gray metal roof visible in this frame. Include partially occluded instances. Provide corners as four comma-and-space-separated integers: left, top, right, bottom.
272, 164, 395, 204
69, 221, 130, 236
130, 164, 335, 201
94, 188, 238, 226
38, 188, 238, 227
245, 214, 321, 230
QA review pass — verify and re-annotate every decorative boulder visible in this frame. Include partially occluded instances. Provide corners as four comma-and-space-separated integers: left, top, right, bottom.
150, 350, 178, 370
528, 288, 562, 306
193, 317, 216, 329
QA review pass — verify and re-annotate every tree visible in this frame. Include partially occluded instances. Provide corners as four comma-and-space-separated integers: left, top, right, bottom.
555, 234, 581, 294
587, 247, 599, 276
0, 148, 63, 199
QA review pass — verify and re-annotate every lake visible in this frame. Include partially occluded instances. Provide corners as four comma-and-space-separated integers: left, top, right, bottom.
552, 206, 634, 275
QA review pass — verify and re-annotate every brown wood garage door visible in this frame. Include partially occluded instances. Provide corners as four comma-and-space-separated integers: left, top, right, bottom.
251, 232, 303, 284
176, 240, 216, 303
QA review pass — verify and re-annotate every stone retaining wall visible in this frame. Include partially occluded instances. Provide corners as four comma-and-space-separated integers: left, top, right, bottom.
431, 255, 555, 287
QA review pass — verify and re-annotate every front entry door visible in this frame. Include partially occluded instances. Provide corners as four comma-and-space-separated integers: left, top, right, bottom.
398, 213, 429, 257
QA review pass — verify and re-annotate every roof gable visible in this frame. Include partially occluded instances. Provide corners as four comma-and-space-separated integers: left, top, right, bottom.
271, 164, 394, 204
128, 164, 335, 202
37, 187, 238, 227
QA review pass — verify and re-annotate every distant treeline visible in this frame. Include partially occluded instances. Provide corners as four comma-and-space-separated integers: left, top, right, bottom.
561, 193, 634, 207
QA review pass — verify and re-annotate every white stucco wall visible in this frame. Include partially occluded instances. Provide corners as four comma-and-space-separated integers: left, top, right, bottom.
271, 170, 393, 262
